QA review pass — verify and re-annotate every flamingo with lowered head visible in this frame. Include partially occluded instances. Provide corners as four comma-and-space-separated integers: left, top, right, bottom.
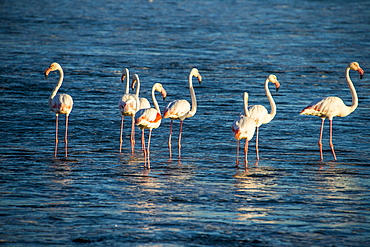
247, 74, 280, 161
44, 62, 74, 158
232, 92, 256, 167
300, 62, 364, 161
118, 68, 140, 154
163, 68, 202, 158
135, 83, 167, 168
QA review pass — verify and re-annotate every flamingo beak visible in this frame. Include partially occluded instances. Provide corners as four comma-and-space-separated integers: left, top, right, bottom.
44, 67, 51, 79
358, 68, 364, 79
161, 89, 167, 101
275, 81, 281, 92
197, 74, 202, 84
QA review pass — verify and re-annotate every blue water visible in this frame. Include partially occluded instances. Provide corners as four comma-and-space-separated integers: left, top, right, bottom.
1, 0, 370, 246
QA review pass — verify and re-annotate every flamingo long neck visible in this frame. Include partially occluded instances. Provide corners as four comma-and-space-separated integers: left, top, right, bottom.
135, 75, 141, 97
125, 70, 130, 94
345, 67, 358, 113
187, 72, 197, 118
50, 67, 64, 100
152, 87, 160, 114
243, 93, 250, 117
265, 78, 276, 121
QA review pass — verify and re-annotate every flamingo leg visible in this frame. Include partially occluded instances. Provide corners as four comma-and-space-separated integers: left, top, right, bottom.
142, 131, 147, 168
244, 139, 249, 168
329, 119, 337, 161
236, 140, 240, 167
54, 114, 59, 157
178, 120, 184, 158
119, 116, 124, 153
130, 116, 135, 154
65, 114, 69, 158
255, 127, 260, 160
141, 129, 145, 151
168, 120, 173, 158
318, 118, 325, 161
147, 129, 153, 169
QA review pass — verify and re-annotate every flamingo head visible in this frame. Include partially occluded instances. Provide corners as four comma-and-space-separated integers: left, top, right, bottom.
154, 83, 167, 100
121, 68, 129, 83
190, 68, 202, 84
349, 62, 364, 79
131, 74, 139, 91
44, 62, 61, 79
268, 74, 280, 92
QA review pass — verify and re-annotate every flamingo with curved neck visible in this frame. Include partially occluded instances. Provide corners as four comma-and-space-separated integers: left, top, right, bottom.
118, 68, 140, 154
300, 62, 364, 161
232, 92, 256, 167
135, 83, 167, 168
247, 74, 280, 161
44, 62, 74, 158
163, 68, 202, 158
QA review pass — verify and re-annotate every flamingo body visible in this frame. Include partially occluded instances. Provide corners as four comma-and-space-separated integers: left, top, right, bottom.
163, 100, 190, 121
44, 62, 73, 157
300, 62, 364, 161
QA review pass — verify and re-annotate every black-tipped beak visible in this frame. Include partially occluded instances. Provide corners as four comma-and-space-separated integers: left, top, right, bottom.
359, 68, 364, 79
44, 68, 51, 79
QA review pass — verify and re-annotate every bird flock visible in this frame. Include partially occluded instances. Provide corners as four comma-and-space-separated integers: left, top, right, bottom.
44, 62, 364, 168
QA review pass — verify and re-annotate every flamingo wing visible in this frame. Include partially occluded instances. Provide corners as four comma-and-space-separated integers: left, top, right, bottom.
248, 105, 269, 126
232, 115, 256, 141
300, 96, 346, 118
135, 108, 162, 129
50, 93, 73, 114
163, 99, 190, 119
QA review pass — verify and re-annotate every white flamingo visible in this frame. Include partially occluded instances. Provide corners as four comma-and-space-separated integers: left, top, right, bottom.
163, 68, 202, 158
247, 74, 280, 160
135, 83, 167, 168
300, 62, 364, 161
44, 62, 74, 158
131, 73, 151, 110
232, 92, 256, 167
118, 68, 140, 154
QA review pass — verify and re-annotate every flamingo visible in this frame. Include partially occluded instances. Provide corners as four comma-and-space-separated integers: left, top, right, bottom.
232, 92, 256, 167
247, 74, 281, 160
300, 62, 364, 161
163, 68, 202, 158
118, 68, 140, 154
135, 83, 167, 168
44, 62, 74, 158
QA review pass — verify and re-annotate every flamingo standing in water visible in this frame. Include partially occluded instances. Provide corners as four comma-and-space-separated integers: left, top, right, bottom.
44, 62, 74, 158
118, 68, 140, 154
135, 83, 167, 168
300, 62, 364, 161
247, 74, 280, 161
163, 68, 202, 158
232, 92, 256, 167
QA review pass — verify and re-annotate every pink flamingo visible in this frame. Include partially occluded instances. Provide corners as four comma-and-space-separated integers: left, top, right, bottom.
163, 68, 202, 158
247, 74, 280, 160
44, 62, 74, 158
300, 62, 364, 161
135, 83, 167, 168
118, 68, 140, 154
232, 92, 256, 167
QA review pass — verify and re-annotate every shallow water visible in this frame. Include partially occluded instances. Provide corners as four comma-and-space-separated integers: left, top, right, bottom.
1, 0, 370, 246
